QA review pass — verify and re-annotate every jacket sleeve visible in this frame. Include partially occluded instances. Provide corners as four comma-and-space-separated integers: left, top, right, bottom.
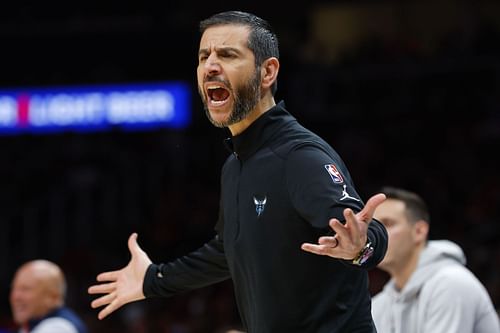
285, 143, 387, 269
359, 217, 387, 269
143, 234, 230, 298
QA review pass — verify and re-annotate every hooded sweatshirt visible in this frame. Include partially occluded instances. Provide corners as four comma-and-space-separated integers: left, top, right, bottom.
372, 240, 499, 333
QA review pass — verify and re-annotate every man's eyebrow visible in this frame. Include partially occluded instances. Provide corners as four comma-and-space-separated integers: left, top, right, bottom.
381, 217, 397, 224
198, 48, 209, 57
217, 46, 241, 54
198, 46, 242, 56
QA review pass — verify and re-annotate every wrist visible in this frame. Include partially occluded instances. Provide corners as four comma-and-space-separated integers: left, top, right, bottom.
351, 241, 374, 266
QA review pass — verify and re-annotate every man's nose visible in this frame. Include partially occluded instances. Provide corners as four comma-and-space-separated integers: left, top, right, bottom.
204, 54, 221, 75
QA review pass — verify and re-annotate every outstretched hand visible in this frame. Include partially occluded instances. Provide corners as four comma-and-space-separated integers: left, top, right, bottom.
88, 233, 152, 320
301, 193, 386, 260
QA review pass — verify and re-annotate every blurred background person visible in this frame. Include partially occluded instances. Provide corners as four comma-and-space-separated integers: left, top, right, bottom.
371, 187, 500, 333
10, 260, 89, 333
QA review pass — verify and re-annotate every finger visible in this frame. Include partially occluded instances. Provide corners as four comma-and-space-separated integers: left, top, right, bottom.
343, 208, 361, 239
96, 271, 119, 282
88, 282, 116, 295
91, 292, 115, 309
318, 236, 338, 248
358, 193, 386, 223
328, 218, 350, 240
301, 243, 332, 256
98, 298, 123, 320
128, 232, 141, 255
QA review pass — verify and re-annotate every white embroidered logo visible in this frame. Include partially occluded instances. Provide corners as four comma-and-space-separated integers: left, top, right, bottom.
253, 196, 267, 217
340, 185, 361, 202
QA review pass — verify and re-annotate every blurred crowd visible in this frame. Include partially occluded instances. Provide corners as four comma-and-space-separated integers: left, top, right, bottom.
0, 1, 499, 332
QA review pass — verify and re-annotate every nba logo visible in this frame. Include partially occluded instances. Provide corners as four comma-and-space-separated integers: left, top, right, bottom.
324, 164, 344, 184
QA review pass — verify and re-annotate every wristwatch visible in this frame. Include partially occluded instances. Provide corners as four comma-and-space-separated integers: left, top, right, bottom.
351, 241, 374, 266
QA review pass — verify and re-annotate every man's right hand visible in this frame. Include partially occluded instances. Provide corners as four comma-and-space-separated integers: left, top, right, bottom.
88, 233, 152, 320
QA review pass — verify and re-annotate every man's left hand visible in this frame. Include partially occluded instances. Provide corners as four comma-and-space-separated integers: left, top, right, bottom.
301, 193, 386, 260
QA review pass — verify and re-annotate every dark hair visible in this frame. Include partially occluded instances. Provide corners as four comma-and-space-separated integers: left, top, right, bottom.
199, 11, 279, 95
381, 186, 430, 224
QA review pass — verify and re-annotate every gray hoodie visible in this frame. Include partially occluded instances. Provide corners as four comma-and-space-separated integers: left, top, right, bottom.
372, 240, 499, 333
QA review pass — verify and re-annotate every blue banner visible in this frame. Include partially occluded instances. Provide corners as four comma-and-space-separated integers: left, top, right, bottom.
0, 82, 191, 134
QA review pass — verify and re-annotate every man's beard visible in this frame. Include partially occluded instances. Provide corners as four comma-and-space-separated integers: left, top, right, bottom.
200, 68, 261, 128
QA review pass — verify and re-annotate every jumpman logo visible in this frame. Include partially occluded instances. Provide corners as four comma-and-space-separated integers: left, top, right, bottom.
340, 185, 361, 202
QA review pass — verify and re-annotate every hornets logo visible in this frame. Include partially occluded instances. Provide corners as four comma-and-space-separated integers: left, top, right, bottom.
253, 195, 267, 217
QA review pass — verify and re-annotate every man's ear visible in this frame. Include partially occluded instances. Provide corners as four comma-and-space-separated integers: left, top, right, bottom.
414, 220, 429, 244
261, 57, 279, 89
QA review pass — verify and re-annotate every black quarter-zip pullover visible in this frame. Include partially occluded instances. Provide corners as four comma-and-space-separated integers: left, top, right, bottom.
144, 101, 387, 332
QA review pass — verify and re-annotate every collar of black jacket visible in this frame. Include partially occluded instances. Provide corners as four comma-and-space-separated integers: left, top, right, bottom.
224, 100, 294, 161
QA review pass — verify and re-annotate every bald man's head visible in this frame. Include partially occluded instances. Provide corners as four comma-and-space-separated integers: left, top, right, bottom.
10, 260, 67, 325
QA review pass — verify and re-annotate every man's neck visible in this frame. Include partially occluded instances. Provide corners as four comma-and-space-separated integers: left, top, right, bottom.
392, 246, 424, 291
228, 96, 276, 136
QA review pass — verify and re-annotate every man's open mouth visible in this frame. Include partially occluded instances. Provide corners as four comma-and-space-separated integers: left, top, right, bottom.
207, 85, 230, 105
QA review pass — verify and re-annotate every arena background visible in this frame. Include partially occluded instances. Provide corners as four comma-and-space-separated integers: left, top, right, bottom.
1, 0, 499, 332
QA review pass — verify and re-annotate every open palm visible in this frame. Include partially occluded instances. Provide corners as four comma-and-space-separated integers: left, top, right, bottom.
88, 233, 152, 319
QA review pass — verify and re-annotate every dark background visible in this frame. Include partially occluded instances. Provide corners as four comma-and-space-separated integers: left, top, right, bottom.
1, 0, 499, 332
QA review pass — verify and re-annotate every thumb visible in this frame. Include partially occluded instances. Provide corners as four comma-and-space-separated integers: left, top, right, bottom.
358, 193, 386, 222
128, 232, 141, 255
365, 193, 386, 212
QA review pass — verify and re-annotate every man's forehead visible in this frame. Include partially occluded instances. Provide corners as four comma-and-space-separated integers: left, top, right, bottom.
13, 270, 39, 286
199, 24, 250, 49
375, 199, 406, 217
